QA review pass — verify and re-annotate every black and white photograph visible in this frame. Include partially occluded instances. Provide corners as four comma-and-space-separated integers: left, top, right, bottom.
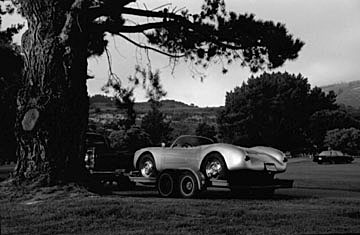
1, 0, 360, 234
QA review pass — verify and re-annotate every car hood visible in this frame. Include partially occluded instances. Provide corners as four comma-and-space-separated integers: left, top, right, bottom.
243, 146, 285, 163
200, 143, 285, 163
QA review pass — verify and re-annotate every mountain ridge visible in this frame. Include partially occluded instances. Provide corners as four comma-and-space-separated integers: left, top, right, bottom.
90, 80, 360, 110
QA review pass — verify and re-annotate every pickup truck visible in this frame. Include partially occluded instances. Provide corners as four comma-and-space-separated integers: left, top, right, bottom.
85, 132, 134, 186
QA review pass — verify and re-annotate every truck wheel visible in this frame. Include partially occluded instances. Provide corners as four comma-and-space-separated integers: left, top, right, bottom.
157, 172, 177, 197
179, 172, 198, 198
138, 154, 157, 178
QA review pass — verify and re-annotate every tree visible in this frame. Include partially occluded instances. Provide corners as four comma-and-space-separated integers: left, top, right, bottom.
308, 109, 360, 149
11, 0, 304, 186
218, 72, 337, 151
195, 122, 217, 142
108, 126, 151, 153
323, 128, 360, 155
141, 102, 173, 146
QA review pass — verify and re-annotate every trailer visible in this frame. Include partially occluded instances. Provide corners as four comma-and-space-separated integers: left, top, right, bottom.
91, 168, 291, 198
89, 167, 293, 198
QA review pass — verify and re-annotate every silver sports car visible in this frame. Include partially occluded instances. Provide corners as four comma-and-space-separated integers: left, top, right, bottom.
133, 135, 288, 183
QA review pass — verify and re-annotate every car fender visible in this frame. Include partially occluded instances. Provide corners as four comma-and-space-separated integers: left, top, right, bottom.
198, 144, 246, 171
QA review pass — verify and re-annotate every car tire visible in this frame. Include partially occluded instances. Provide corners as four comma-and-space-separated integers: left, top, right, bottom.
179, 172, 198, 198
138, 154, 157, 178
157, 172, 177, 197
201, 153, 227, 180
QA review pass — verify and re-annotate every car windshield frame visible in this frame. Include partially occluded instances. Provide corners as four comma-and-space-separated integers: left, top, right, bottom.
170, 135, 214, 148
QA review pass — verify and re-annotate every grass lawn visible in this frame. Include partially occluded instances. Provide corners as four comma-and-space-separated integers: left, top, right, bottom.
1, 158, 360, 235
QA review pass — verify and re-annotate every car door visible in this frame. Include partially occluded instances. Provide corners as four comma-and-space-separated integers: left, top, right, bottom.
162, 146, 200, 169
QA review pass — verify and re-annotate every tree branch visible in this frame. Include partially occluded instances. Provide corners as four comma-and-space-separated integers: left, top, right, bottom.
120, 7, 184, 21
88, 0, 135, 20
60, 0, 87, 43
91, 21, 176, 34
115, 33, 185, 58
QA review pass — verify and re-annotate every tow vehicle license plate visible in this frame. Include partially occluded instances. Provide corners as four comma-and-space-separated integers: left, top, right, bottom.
265, 163, 277, 172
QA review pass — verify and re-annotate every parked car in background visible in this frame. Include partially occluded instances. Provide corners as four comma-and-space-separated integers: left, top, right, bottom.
313, 150, 354, 164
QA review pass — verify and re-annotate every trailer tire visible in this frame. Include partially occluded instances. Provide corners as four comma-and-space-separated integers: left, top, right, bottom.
179, 172, 198, 198
157, 172, 177, 197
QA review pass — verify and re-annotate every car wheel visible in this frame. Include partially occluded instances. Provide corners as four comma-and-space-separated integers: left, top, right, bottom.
202, 153, 227, 180
157, 172, 177, 197
179, 172, 198, 198
138, 154, 157, 178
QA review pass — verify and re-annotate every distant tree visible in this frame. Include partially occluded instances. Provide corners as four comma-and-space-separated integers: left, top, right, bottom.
218, 72, 338, 151
108, 126, 151, 153
195, 122, 217, 142
308, 110, 360, 149
113, 87, 137, 129
323, 128, 360, 155
89, 94, 114, 104
141, 102, 173, 146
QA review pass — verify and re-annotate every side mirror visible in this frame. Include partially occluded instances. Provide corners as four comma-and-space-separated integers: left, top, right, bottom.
161, 143, 166, 147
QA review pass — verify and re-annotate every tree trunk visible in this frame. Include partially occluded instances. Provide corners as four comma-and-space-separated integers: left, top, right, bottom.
14, 1, 90, 186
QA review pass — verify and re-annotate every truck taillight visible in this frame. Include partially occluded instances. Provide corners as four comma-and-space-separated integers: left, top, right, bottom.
85, 147, 95, 169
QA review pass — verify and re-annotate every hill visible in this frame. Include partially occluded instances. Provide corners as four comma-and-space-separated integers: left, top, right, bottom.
89, 95, 222, 137
89, 95, 221, 114
321, 80, 360, 108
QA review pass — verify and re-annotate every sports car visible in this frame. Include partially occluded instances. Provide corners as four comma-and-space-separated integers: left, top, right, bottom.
133, 135, 288, 185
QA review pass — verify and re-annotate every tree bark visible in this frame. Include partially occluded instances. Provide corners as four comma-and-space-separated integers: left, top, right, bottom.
14, 1, 90, 186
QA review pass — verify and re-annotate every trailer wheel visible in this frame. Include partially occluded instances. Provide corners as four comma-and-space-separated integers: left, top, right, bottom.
179, 172, 198, 198
157, 172, 177, 197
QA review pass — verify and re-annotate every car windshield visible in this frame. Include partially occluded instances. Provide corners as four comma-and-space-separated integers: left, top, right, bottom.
171, 135, 213, 148
319, 150, 344, 156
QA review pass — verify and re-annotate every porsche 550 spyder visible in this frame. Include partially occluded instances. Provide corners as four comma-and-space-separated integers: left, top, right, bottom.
133, 135, 290, 197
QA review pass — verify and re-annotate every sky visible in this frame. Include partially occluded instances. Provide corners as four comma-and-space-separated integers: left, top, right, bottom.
3, 0, 360, 107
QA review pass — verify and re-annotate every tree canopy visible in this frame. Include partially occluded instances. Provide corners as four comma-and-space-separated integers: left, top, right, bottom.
308, 109, 360, 148
218, 72, 338, 151
195, 122, 217, 142
324, 128, 360, 155
13, 0, 304, 73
